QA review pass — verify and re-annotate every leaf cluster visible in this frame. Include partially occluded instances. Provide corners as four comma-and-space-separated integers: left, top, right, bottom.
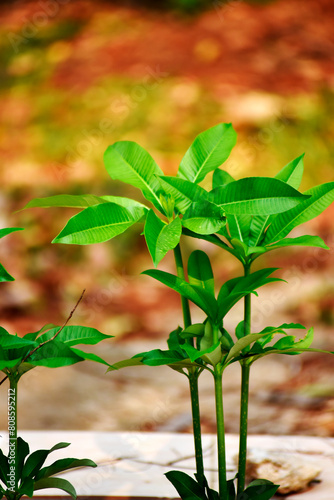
0, 438, 96, 500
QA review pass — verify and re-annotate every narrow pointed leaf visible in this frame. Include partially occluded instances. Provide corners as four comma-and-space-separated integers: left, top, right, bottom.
212, 169, 235, 189
140, 349, 187, 366
244, 479, 279, 499
36, 458, 96, 480
21, 194, 110, 210
53, 202, 141, 245
144, 210, 182, 266
275, 154, 304, 189
33, 477, 77, 499
265, 234, 329, 250
188, 250, 215, 294
0, 263, 15, 282
108, 356, 144, 371
265, 182, 334, 243
17, 437, 30, 478
226, 331, 283, 362
37, 325, 113, 346
142, 269, 218, 319
165, 471, 205, 500
0, 227, 23, 239
182, 201, 226, 235
27, 341, 84, 367
177, 123, 237, 183
104, 141, 164, 210
211, 177, 308, 215
157, 176, 209, 213
70, 348, 111, 366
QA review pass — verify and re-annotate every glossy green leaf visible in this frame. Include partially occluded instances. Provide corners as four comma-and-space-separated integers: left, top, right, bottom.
21, 194, 109, 210
212, 169, 235, 189
217, 268, 282, 321
0, 448, 9, 486
36, 325, 113, 346
53, 202, 142, 245
101, 195, 148, 219
0, 227, 23, 239
144, 210, 182, 266
36, 458, 96, 481
177, 123, 237, 184
22, 442, 69, 481
265, 182, 334, 243
18, 476, 34, 497
0, 336, 37, 350
27, 341, 84, 367
265, 234, 329, 251
104, 141, 164, 210
142, 269, 218, 319
275, 154, 304, 189
165, 470, 205, 500
226, 331, 283, 363
226, 214, 252, 242
17, 437, 30, 479
0, 263, 15, 283
23, 324, 59, 341
140, 349, 187, 366
182, 201, 226, 235
244, 479, 279, 499
70, 348, 111, 366
107, 356, 144, 371
210, 177, 308, 215
157, 176, 209, 213
33, 477, 77, 499
188, 250, 214, 294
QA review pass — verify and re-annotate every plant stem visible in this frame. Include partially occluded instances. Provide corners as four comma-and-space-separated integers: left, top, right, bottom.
173, 244, 204, 484
237, 362, 250, 494
173, 244, 191, 329
9, 375, 18, 494
189, 370, 205, 485
214, 365, 227, 499
237, 261, 252, 495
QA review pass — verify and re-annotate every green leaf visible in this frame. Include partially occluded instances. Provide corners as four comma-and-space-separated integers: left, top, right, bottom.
21, 194, 110, 210
36, 458, 96, 480
104, 141, 164, 210
157, 176, 209, 213
275, 154, 304, 189
53, 202, 142, 245
243, 479, 279, 499
177, 123, 237, 184
212, 169, 235, 189
17, 438, 30, 479
217, 268, 282, 321
265, 234, 329, 250
0, 336, 37, 350
264, 182, 334, 243
0, 448, 9, 486
0, 263, 15, 283
107, 356, 144, 371
70, 348, 111, 366
0, 227, 23, 239
182, 201, 226, 235
227, 214, 252, 242
28, 341, 84, 367
210, 177, 308, 215
165, 470, 205, 500
226, 331, 282, 363
100, 195, 148, 219
144, 210, 182, 266
142, 269, 218, 320
33, 477, 77, 499
140, 349, 187, 366
187, 250, 214, 295
37, 326, 113, 346
18, 476, 34, 497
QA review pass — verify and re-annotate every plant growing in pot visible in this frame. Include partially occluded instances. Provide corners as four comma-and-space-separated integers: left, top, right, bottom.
23, 123, 334, 498
0, 231, 113, 500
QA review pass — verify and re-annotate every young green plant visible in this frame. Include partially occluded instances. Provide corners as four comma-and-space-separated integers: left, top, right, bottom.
0, 303, 112, 500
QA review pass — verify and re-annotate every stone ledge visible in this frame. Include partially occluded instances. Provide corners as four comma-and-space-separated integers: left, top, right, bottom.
1, 431, 333, 498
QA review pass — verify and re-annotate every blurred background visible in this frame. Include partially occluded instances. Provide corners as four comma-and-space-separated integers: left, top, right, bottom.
1, 0, 334, 439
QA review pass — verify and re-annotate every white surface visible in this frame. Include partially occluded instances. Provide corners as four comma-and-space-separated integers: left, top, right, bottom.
1, 431, 334, 498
